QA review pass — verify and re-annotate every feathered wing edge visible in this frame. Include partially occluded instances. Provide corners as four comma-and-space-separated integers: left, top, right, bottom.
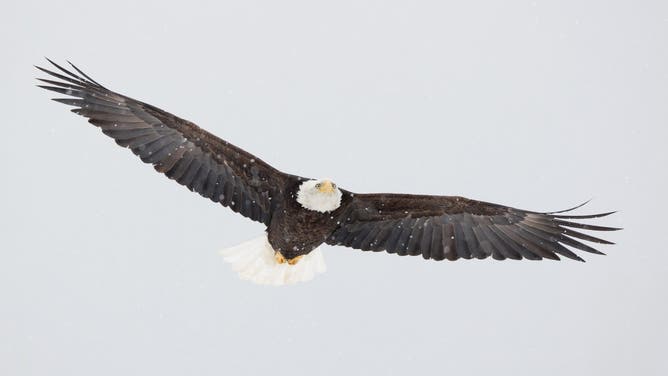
517, 203, 619, 260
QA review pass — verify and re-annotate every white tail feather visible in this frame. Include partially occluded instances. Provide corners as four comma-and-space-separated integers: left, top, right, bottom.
220, 235, 326, 286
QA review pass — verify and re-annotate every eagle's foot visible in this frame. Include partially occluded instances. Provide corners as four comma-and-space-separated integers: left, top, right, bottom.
274, 251, 287, 264
287, 255, 303, 265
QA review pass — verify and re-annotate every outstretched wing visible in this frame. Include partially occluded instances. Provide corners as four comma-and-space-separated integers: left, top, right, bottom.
37, 59, 290, 225
327, 193, 619, 261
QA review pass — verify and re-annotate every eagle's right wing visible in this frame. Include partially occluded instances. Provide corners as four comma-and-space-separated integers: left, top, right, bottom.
37, 59, 292, 225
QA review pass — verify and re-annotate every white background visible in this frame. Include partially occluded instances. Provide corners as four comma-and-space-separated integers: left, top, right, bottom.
2, 1, 666, 375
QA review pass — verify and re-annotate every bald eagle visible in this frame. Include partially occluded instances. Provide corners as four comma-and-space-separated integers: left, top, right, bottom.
37, 60, 619, 286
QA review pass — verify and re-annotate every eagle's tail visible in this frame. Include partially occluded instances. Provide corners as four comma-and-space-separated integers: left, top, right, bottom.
220, 235, 326, 286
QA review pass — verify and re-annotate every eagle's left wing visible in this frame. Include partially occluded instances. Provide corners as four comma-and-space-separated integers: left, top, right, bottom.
327, 193, 619, 261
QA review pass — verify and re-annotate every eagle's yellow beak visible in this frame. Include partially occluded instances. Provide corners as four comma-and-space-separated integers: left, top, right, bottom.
318, 180, 335, 194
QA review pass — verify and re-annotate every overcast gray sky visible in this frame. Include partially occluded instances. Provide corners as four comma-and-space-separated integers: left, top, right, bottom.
2, 1, 667, 375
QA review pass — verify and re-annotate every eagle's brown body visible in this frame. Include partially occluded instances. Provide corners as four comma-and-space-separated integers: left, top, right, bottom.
267, 178, 343, 260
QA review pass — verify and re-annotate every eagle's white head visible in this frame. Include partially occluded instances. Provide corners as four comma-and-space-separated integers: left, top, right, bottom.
296, 179, 343, 213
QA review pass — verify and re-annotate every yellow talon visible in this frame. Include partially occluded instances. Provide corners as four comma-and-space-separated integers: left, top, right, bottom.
287, 255, 303, 265
274, 252, 287, 264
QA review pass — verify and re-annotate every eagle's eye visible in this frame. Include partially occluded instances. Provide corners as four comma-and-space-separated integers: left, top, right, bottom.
331, 183, 337, 189
315, 183, 322, 189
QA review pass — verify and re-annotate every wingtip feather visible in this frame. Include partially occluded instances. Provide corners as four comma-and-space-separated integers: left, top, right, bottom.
545, 199, 592, 215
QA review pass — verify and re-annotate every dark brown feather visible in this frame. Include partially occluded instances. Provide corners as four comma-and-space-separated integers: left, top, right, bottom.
37, 60, 292, 225
327, 193, 618, 262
